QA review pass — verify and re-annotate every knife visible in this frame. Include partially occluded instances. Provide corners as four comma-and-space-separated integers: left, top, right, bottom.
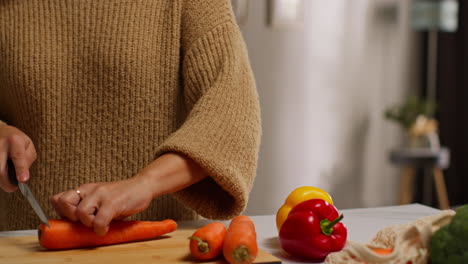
7, 159, 50, 227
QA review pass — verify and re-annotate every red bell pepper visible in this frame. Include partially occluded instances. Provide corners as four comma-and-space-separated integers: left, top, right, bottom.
278, 199, 347, 261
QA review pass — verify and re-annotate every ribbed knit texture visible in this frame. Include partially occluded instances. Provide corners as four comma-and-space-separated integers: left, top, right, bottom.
0, 0, 260, 231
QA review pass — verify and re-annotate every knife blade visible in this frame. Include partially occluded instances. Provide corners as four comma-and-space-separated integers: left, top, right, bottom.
7, 159, 50, 227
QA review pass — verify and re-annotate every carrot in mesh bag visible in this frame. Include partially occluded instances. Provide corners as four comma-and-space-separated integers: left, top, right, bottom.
324, 210, 455, 264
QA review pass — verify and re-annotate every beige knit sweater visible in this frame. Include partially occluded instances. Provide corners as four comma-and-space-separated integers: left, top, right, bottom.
0, 0, 261, 231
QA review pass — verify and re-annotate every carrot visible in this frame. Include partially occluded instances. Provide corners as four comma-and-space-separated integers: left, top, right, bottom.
38, 219, 177, 250
371, 248, 393, 255
223, 215, 258, 264
189, 222, 227, 261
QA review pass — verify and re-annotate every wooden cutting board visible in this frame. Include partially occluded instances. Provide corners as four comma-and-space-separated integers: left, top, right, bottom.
0, 228, 281, 264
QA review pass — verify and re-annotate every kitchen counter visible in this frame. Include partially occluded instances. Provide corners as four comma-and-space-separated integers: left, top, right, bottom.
0, 203, 441, 264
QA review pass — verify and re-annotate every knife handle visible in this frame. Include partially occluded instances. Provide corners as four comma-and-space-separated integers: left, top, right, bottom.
7, 159, 19, 186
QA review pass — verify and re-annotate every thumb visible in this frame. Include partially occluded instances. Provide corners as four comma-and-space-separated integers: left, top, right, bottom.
9, 158, 30, 183
8, 139, 32, 183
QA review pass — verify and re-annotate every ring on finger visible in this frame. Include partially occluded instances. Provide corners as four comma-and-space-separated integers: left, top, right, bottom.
75, 189, 82, 201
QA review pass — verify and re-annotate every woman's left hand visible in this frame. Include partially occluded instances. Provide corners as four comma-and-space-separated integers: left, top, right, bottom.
51, 153, 207, 236
51, 177, 153, 236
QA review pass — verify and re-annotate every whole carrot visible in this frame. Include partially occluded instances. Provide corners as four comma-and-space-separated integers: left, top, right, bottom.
364, 248, 395, 264
371, 248, 393, 255
223, 215, 258, 264
38, 219, 177, 250
189, 222, 227, 261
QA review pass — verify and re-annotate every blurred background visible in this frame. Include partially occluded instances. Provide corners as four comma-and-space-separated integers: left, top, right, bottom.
232, 0, 468, 215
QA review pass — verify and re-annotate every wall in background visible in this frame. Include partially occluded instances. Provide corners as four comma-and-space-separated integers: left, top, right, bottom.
241, 0, 422, 215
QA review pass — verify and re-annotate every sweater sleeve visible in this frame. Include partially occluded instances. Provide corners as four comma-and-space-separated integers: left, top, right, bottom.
154, 20, 261, 220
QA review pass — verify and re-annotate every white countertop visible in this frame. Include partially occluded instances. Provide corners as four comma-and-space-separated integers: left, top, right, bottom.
0, 203, 441, 264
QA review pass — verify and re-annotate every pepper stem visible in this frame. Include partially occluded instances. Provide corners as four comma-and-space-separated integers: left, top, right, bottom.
188, 236, 210, 253
320, 214, 344, 236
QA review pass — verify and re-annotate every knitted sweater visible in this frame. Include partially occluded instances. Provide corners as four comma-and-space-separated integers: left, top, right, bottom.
0, 0, 260, 231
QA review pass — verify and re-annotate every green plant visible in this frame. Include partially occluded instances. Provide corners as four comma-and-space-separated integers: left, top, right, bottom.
384, 96, 437, 130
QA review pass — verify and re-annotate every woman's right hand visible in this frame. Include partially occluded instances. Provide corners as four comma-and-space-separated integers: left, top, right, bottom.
0, 124, 37, 192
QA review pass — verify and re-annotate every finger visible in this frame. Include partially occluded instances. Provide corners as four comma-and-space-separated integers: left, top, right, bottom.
76, 196, 99, 228
0, 140, 16, 192
51, 190, 80, 221
8, 135, 30, 182
24, 141, 37, 167
50, 193, 68, 219
93, 202, 116, 236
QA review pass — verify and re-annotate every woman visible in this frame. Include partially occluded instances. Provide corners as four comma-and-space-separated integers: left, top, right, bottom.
0, 0, 261, 234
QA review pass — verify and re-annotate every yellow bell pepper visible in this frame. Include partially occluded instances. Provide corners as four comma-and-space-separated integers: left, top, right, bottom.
276, 186, 334, 231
